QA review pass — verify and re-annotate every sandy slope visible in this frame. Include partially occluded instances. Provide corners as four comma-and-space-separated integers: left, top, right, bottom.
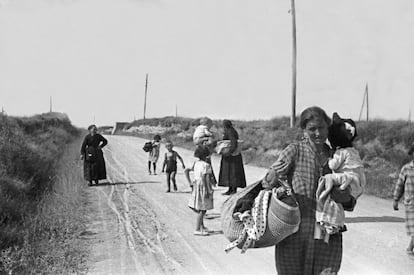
83, 135, 414, 275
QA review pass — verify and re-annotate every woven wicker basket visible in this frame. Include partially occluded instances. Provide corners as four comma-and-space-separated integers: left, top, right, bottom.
221, 181, 301, 248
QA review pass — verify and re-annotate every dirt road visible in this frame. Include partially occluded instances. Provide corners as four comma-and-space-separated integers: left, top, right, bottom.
83, 135, 414, 275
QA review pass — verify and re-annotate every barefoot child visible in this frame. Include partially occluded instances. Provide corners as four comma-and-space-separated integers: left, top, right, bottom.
161, 141, 185, 192
148, 135, 161, 175
393, 146, 414, 257
186, 146, 214, 236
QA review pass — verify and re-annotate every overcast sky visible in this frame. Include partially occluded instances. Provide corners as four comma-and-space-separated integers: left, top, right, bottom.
1, 0, 414, 127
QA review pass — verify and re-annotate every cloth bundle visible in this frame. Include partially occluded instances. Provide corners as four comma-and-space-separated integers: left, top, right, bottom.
215, 140, 243, 156
221, 180, 300, 253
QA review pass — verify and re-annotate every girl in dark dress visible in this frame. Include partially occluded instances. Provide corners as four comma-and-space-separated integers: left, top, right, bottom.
81, 125, 108, 186
218, 120, 246, 195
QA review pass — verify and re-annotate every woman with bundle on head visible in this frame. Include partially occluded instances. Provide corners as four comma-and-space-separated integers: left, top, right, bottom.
81, 125, 108, 186
218, 119, 246, 195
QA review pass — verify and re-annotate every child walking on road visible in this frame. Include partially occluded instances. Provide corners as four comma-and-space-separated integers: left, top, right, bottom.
148, 135, 161, 175
162, 141, 185, 192
186, 146, 214, 236
393, 146, 414, 257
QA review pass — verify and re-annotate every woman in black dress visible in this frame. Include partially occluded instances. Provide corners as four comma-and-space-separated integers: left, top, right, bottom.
218, 120, 246, 195
81, 125, 108, 185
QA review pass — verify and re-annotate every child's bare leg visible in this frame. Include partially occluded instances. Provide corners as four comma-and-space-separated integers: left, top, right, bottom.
166, 172, 171, 192
171, 171, 177, 191
153, 163, 157, 174
196, 210, 205, 231
148, 161, 152, 174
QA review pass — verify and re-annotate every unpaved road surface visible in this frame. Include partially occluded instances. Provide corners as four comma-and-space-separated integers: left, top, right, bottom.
83, 135, 414, 275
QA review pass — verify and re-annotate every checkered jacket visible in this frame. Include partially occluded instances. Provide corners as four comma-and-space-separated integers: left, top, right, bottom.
394, 161, 414, 210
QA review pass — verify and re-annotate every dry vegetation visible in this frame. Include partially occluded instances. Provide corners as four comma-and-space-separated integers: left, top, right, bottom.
0, 113, 88, 274
120, 116, 414, 199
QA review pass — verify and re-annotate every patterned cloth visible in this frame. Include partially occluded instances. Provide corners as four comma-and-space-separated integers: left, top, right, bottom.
271, 138, 343, 275
224, 190, 271, 253
393, 161, 414, 235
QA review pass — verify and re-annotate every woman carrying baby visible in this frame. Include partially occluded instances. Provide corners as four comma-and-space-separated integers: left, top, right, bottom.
264, 106, 355, 275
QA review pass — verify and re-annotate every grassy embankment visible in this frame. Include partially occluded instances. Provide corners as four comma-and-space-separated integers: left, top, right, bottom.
0, 113, 88, 274
115, 116, 414, 199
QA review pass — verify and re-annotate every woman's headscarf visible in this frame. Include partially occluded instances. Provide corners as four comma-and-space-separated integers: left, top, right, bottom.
88, 124, 97, 131
223, 119, 233, 129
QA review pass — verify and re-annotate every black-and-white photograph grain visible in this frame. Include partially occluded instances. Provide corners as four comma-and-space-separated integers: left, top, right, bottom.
1, 0, 414, 274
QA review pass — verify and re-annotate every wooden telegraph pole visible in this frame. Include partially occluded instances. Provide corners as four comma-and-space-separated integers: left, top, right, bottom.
143, 73, 148, 120
49, 96, 52, 113
290, 0, 297, 128
358, 83, 369, 122
365, 83, 369, 122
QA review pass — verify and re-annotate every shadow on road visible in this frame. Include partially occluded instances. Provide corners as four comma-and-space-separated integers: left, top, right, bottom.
345, 216, 405, 223
205, 213, 221, 220
207, 230, 224, 235
88, 181, 161, 187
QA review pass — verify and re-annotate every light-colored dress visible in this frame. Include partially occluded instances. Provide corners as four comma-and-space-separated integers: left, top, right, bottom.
188, 160, 214, 211
148, 141, 160, 163
327, 147, 366, 199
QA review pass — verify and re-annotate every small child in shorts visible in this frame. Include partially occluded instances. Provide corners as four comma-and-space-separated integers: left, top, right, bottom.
161, 141, 185, 192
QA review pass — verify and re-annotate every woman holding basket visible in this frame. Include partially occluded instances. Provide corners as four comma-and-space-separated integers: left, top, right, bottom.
264, 106, 355, 275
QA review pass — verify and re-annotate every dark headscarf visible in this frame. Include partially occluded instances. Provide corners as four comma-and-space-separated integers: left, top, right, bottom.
223, 119, 233, 129
88, 124, 97, 131
194, 146, 210, 160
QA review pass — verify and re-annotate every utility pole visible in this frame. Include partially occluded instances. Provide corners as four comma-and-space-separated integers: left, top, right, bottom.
365, 83, 369, 122
290, 0, 297, 128
143, 73, 148, 120
358, 83, 369, 122
49, 96, 52, 113
175, 104, 178, 118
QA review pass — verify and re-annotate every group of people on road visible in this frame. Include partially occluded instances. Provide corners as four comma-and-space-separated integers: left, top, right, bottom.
80, 106, 414, 274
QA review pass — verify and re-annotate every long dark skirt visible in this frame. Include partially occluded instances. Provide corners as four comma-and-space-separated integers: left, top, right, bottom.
218, 153, 246, 188
84, 149, 107, 181
275, 195, 342, 275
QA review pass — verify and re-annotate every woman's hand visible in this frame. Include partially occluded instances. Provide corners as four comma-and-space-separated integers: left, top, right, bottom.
262, 169, 279, 190
80, 154, 84, 160
393, 200, 399, 211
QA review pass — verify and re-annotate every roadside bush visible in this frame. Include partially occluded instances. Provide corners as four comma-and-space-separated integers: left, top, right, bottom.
0, 112, 83, 273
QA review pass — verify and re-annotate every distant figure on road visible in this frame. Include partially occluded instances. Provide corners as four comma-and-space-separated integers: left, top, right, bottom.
393, 146, 414, 257
148, 134, 161, 175
161, 141, 185, 192
81, 124, 108, 186
218, 119, 246, 195
263, 106, 356, 274
187, 146, 214, 236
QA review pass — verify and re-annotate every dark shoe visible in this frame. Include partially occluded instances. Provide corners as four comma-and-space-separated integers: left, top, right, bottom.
222, 190, 232, 196
166, 190, 171, 193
